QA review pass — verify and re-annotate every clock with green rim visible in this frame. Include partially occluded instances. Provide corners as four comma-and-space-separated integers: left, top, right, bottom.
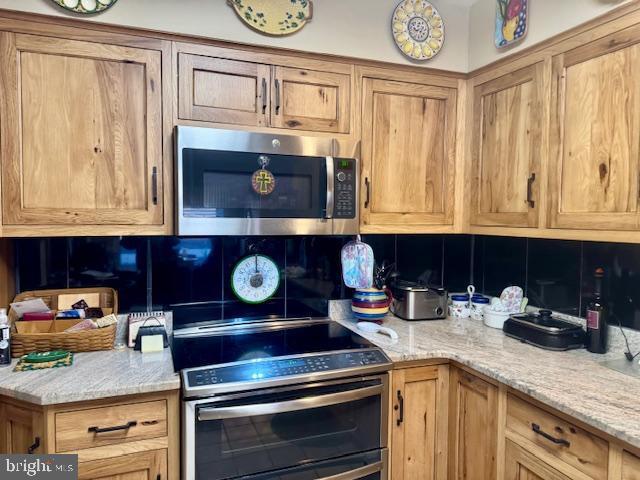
231, 254, 280, 304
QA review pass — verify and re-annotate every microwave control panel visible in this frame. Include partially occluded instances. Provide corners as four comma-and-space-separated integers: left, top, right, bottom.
334, 158, 357, 219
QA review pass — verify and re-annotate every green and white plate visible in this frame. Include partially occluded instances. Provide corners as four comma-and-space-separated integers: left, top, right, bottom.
231, 254, 280, 304
50, 0, 118, 14
228, 0, 313, 36
392, 0, 445, 61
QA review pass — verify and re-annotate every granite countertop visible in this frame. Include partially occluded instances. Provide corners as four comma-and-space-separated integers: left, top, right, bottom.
0, 348, 180, 405
336, 315, 640, 450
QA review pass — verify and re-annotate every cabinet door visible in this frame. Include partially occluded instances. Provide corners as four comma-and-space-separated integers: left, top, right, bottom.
471, 64, 544, 228
623, 450, 640, 480
549, 26, 640, 230
178, 53, 270, 127
271, 66, 351, 133
391, 365, 449, 480
78, 449, 167, 480
448, 368, 498, 480
0, 33, 163, 226
504, 440, 571, 480
0, 403, 42, 454
361, 78, 457, 231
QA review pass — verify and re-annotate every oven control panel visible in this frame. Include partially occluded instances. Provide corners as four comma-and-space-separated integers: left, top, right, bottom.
187, 349, 389, 388
333, 158, 356, 219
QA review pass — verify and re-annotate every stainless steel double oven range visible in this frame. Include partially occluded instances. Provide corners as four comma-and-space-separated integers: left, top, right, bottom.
173, 319, 391, 480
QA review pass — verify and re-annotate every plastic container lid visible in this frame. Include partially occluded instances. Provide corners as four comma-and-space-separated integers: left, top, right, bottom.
451, 294, 469, 301
471, 296, 490, 304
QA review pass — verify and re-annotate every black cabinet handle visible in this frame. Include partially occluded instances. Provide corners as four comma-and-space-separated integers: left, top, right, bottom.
531, 423, 570, 447
364, 177, 370, 209
88, 420, 137, 434
261, 78, 267, 114
527, 173, 536, 208
394, 390, 404, 426
275, 79, 281, 115
27, 437, 40, 454
151, 167, 158, 206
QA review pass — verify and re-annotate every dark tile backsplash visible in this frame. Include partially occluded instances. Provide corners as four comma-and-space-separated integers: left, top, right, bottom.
13, 234, 640, 330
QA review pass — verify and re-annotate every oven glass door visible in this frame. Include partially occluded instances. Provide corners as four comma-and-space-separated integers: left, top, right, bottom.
181, 149, 328, 219
193, 379, 383, 480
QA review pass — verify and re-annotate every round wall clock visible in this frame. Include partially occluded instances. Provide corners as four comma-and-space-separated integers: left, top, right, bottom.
228, 0, 313, 36
231, 254, 280, 304
392, 0, 445, 61
50, 0, 118, 14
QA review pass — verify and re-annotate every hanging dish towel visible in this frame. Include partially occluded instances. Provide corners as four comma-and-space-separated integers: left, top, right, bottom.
341, 236, 374, 289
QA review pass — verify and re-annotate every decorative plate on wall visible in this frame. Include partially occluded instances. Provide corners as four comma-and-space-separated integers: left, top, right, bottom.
392, 0, 445, 61
495, 0, 528, 48
50, 0, 118, 14
228, 0, 313, 36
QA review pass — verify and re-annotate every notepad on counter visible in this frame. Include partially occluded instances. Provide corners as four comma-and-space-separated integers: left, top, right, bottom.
127, 311, 166, 348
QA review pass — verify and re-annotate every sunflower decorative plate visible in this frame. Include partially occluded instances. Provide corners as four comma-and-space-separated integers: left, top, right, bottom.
50, 0, 118, 14
228, 0, 313, 36
392, 0, 445, 61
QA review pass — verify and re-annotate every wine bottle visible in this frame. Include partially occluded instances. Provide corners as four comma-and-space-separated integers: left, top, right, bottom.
585, 267, 608, 354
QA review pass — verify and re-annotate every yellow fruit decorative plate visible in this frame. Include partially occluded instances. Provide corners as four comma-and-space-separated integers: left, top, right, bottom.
392, 0, 445, 61
50, 0, 117, 14
228, 0, 313, 36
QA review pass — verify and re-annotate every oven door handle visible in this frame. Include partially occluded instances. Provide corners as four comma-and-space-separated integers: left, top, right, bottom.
319, 461, 383, 480
197, 384, 382, 421
325, 156, 335, 219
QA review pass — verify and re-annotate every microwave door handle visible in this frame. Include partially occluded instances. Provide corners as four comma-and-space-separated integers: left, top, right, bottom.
325, 156, 335, 219
318, 461, 383, 480
197, 384, 381, 421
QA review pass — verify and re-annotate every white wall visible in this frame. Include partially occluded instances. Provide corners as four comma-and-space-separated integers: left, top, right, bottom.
0, 0, 470, 72
468, 0, 631, 71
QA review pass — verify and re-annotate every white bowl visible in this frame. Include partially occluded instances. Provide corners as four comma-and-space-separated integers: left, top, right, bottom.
483, 310, 510, 329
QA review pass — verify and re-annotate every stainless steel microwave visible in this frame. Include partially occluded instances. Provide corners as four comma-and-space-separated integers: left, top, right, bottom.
175, 126, 360, 236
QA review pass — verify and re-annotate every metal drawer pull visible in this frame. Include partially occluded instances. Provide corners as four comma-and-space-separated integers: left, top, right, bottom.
531, 423, 570, 447
261, 78, 267, 114
141, 420, 159, 426
88, 420, 137, 434
395, 390, 404, 426
27, 437, 40, 454
151, 167, 158, 205
526, 173, 536, 208
198, 384, 382, 421
319, 461, 383, 480
275, 79, 281, 114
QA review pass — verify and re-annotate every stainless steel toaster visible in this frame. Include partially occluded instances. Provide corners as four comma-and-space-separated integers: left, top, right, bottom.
389, 280, 448, 320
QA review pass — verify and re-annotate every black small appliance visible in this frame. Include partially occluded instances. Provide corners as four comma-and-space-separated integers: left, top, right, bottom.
503, 309, 586, 351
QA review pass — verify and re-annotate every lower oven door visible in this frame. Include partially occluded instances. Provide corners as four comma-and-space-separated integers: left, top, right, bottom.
183, 375, 388, 480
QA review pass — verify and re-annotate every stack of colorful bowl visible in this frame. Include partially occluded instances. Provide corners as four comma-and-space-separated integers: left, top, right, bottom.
351, 288, 391, 322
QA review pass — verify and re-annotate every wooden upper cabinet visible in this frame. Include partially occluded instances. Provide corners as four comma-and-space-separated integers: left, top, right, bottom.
271, 66, 350, 133
504, 440, 572, 480
391, 365, 449, 480
448, 368, 498, 480
178, 53, 270, 127
361, 78, 457, 231
550, 26, 640, 230
0, 33, 164, 227
471, 64, 544, 228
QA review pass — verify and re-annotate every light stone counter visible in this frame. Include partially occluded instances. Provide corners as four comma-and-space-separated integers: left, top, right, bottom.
0, 348, 180, 405
335, 313, 640, 450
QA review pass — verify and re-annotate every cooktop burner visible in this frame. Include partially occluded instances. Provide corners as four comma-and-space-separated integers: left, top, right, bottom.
171, 319, 374, 371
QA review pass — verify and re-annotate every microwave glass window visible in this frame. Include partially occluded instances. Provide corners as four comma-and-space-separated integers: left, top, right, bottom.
182, 149, 327, 218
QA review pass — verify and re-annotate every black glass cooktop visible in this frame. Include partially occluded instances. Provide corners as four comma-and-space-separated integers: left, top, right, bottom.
171, 320, 374, 372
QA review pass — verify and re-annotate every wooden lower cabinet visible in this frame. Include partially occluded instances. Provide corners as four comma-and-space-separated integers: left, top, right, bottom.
0, 401, 43, 454
391, 364, 449, 480
505, 440, 572, 480
78, 449, 167, 480
448, 367, 499, 480
623, 451, 640, 480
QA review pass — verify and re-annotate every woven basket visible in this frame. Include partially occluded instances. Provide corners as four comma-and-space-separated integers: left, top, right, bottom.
9, 288, 118, 358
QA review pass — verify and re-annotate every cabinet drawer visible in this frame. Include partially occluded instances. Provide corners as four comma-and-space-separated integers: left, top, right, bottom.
506, 393, 608, 479
55, 400, 167, 452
